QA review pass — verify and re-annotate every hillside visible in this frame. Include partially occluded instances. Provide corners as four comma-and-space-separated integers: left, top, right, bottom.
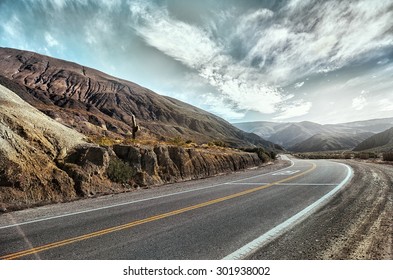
0, 47, 279, 150
353, 127, 393, 152
290, 132, 374, 152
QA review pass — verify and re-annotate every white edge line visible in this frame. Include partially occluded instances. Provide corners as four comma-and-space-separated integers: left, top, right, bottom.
227, 183, 338, 186
0, 158, 295, 230
223, 162, 353, 260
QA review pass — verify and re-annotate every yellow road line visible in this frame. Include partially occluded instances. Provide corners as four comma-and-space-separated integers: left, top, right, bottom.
2, 162, 316, 260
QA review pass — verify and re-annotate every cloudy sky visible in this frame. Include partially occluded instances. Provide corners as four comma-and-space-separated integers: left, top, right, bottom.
1, 0, 393, 124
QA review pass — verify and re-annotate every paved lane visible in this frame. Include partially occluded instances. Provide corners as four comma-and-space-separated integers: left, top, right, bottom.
0, 156, 352, 259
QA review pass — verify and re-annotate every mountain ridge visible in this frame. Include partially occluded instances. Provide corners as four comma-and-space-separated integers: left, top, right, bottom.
234, 118, 393, 152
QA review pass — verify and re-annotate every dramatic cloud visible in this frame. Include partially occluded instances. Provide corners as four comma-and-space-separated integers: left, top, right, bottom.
0, 0, 392, 123
236, 0, 393, 84
128, 1, 286, 114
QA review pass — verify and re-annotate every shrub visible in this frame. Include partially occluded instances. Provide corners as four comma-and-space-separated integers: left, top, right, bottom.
209, 140, 228, 147
383, 152, 393, 161
170, 136, 184, 146
107, 157, 135, 183
343, 153, 352, 159
89, 136, 119, 147
359, 153, 370, 160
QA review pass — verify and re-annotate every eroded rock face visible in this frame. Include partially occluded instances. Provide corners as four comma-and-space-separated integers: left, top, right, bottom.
59, 145, 112, 196
113, 144, 262, 186
0, 84, 122, 211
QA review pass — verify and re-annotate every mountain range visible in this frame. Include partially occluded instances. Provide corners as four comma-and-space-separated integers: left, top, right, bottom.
234, 118, 393, 152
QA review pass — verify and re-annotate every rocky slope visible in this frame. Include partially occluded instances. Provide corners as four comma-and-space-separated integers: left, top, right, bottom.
0, 47, 279, 150
0, 83, 115, 210
353, 127, 393, 152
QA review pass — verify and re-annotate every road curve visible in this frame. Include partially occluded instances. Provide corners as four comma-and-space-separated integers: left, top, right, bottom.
0, 156, 352, 260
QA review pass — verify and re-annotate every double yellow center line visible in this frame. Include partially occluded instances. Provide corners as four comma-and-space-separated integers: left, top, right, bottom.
2, 162, 316, 260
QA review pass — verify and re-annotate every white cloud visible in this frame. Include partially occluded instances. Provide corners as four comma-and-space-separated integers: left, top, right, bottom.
273, 100, 312, 120
2, 15, 21, 38
294, 82, 304, 88
377, 58, 390, 65
201, 93, 245, 120
129, 2, 220, 69
44, 32, 59, 47
352, 92, 367, 111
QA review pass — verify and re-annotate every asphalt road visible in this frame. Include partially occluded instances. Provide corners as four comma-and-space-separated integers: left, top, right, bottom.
0, 156, 352, 260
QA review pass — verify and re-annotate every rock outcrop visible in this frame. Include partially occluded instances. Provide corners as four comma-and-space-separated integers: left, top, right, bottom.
0, 84, 122, 210
113, 144, 263, 187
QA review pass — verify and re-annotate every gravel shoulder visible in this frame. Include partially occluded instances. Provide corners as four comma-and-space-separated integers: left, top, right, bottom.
250, 159, 393, 260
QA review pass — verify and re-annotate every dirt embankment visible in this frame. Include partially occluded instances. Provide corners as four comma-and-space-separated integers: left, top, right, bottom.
251, 160, 393, 260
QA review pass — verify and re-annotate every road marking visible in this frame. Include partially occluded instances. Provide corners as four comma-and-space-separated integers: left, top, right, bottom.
0, 159, 295, 230
223, 162, 353, 260
1, 162, 315, 260
272, 170, 300, 175
226, 182, 337, 186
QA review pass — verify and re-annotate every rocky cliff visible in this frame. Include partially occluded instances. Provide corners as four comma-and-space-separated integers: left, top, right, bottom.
112, 144, 263, 187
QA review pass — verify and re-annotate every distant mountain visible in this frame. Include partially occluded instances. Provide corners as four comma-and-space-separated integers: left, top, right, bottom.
353, 127, 393, 152
230, 121, 287, 139
290, 132, 374, 152
268, 121, 330, 148
326, 118, 393, 134
0, 47, 280, 150
234, 118, 393, 152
